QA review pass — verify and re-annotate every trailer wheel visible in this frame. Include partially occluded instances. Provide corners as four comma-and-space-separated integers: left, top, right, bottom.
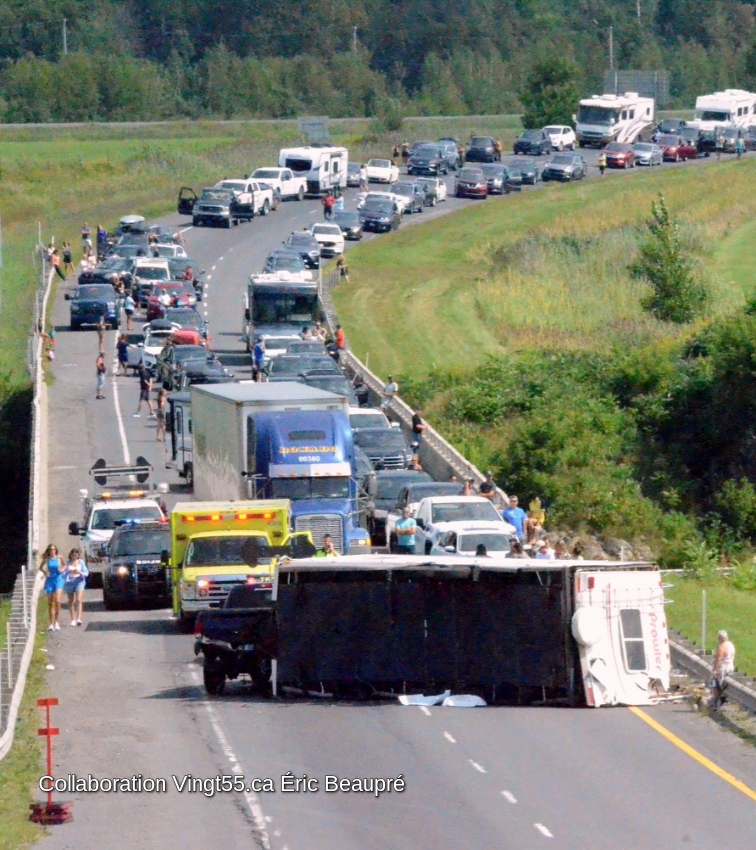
204, 664, 226, 695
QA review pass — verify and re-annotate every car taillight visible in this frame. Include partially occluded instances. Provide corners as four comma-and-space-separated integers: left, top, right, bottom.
194, 619, 202, 636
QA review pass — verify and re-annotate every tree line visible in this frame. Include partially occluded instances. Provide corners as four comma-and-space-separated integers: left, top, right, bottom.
0, 1, 754, 121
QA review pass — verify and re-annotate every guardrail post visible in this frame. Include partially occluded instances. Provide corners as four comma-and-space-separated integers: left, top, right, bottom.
21, 564, 28, 628
701, 589, 706, 656
6, 623, 11, 689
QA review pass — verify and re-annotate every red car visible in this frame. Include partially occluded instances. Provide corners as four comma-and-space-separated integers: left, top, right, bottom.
455, 167, 488, 199
658, 134, 697, 162
603, 142, 635, 168
146, 283, 193, 321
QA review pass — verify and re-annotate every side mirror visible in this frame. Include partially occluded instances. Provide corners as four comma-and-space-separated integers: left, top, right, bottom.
416, 518, 425, 529
64, 293, 71, 301
444, 545, 455, 553
68, 521, 80, 536
161, 549, 171, 567
366, 473, 378, 497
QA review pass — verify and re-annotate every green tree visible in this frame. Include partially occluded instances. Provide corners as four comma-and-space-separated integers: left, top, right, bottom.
519, 56, 581, 127
633, 193, 709, 324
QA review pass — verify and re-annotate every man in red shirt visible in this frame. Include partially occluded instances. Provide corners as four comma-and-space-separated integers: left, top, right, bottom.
335, 324, 345, 351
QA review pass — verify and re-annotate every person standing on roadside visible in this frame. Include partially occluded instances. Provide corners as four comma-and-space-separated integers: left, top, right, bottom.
63, 548, 88, 626
502, 495, 527, 543
62, 241, 74, 276
395, 506, 417, 555
134, 363, 155, 417
336, 257, 349, 284
478, 470, 496, 500
598, 151, 607, 175
155, 388, 168, 442
711, 630, 736, 707
40, 544, 65, 631
411, 409, 426, 446
322, 192, 336, 220
96, 223, 107, 258
381, 374, 397, 412
316, 534, 340, 557
95, 352, 106, 399
736, 135, 745, 159
123, 291, 135, 330
96, 315, 106, 354
116, 334, 129, 376
81, 223, 92, 253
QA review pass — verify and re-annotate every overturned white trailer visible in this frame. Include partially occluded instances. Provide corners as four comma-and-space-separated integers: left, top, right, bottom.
270, 555, 671, 707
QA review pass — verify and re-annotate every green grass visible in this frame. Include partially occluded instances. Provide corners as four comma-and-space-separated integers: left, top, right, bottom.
666, 578, 756, 678
712, 217, 756, 299
0, 600, 9, 651
334, 158, 756, 376
0, 599, 47, 850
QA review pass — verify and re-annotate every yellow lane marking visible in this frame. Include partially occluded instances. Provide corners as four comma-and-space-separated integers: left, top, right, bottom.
629, 706, 756, 802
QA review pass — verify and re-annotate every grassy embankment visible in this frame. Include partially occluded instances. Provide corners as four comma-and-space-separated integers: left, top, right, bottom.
334, 157, 756, 674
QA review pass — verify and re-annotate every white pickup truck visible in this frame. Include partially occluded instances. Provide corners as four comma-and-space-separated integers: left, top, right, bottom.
250, 167, 307, 201
412, 496, 512, 554
214, 178, 277, 219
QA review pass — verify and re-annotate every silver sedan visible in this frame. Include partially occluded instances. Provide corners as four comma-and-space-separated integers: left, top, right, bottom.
633, 142, 664, 166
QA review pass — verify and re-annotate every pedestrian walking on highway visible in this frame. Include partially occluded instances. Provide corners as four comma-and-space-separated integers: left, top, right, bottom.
359, 163, 369, 190
598, 152, 607, 176
711, 630, 736, 708
253, 337, 266, 382
134, 364, 155, 417
155, 389, 168, 441
116, 334, 129, 376
63, 548, 88, 626
81, 223, 92, 252
395, 506, 417, 555
39, 544, 65, 631
95, 352, 106, 399
494, 138, 503, 162
736, 135, 745, 159
96, 223, 107, 259
62, 241, 74, 276
322, 192, 336, 220
96, 315, 106, 354
123, 292, 135, 330
51, 248, 66, 280
336, 257, 349, 284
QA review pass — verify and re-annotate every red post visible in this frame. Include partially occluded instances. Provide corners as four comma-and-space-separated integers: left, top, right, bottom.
29, 698, 73, 824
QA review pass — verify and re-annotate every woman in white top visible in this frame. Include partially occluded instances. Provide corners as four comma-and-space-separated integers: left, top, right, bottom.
712, 629, 735, 706
63, 548, 89, 626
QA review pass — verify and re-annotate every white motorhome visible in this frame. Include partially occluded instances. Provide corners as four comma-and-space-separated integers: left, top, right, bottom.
691, 89, 756, 132
575, 92, 655, 146
278, 146, 348, 196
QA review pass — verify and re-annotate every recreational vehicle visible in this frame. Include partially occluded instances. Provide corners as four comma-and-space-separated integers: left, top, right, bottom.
575, 92, 655, 147
692, 89, 756, 132
277, 146, 348, 196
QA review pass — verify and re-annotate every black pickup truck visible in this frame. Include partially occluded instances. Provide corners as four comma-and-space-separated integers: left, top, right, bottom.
194, 583, 277, 695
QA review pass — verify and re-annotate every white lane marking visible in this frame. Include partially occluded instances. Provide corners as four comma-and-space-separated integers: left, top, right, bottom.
443, 731, 456, 744
419, 706, 431, 716
189, 668, 272, 848
469, 760, 487, 774
206, 275, 212, 281
110, 340, 130, 463
501, 791, 517, 804
52, 465, 78, 470
534, 824, 554, 838
179, 226, 193, 234
211, 265, 217, 271
218, 256, 224, 261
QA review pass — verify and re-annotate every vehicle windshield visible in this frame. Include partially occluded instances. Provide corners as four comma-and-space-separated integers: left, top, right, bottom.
406, 483, 464, 503
217, 182, 245, 192
698, 110, 730, 122
253, 169, 281, 179
91, 505, 163, 530
288, 234, 317, 247
577, 105, 615, 125
659, 135, 680, 146
392, 184, 414, 196
266, 255, 305, 273
415, 178, 437, 189
303, 376, 352, 396
252, 292, 319, 325
269, 477, 350, 500
185, 536, 273, 567
459, 168, 483, 181
520, 130, 542, 139
332, 212, 360, 225
634, 143, 653, 151
111, 528, 170, 556
164, 308, 203, 327
311, 224, 341, 235
347, 163, 360, 173
550, 155, 573, 165
376, 475, 429, 500
354, 430, 407, 449
76, 286, 114, 299
362, 201, 394, 214
605, 143, 628, 151
430, 502, 502, 523
136, 267, 169, 280
174, 346, 208, 362
470, 137, 492, 146
200, 190, 232, 203
722, 128, 739, 138
480, 165, 506, 176
368, 159, 390, 168
349, 413, 387, 430
414, 145, 440, 157
543, 126, 563, 134
457, 533, 511, 553
269, 356, 333, 376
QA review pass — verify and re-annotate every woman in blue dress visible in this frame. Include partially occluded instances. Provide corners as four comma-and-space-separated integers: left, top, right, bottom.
39, 544, 65, 631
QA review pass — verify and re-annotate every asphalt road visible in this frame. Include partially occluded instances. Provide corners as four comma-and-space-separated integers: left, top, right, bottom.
37, 150, 756, 849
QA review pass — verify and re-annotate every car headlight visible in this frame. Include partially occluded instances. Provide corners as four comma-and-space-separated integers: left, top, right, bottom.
71, 304, 80, 312
352, 538, 371, 546
116, 565, 130, 577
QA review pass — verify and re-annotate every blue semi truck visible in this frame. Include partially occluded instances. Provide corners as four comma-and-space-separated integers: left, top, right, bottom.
187, 382, 370, 554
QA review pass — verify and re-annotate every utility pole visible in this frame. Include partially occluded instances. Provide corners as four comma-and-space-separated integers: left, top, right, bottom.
352, 26, 357, 53
63, 18, 68, 55
609, 25, 614, 71
637, 1, 641, 21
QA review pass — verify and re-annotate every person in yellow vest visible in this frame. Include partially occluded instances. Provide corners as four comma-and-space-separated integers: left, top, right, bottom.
316, 534, 339, 557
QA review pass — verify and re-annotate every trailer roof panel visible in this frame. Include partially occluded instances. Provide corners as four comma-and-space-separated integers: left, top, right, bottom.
190, 381, 344, 404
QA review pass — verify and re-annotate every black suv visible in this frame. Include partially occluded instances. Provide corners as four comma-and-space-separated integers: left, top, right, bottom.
103, 520, 171, 609
407, 144, 448, 176
514, 129, 551, 156
284, 232, 321, 268
465, 136, 497, 163
66, 283, 120, 330
359, 199, 401, 233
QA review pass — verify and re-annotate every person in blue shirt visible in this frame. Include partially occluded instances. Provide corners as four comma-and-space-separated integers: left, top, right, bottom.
395, 506, 417, 555
39, 544, 66, 631
502, 495, 528, 543
253, 337, 266, 382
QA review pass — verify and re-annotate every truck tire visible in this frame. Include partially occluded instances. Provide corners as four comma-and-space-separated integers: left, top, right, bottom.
297, 185, 305, 201
177, 610, 195, 634
260, 200, 270, 217
223, 218, 232, 229
192, 218, 200, 227
203, 663, 226, 696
